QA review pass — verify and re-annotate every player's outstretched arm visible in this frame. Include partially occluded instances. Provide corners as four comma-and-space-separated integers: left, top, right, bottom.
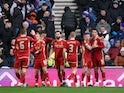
30, 30, 36, 42
49, 47, 54, 59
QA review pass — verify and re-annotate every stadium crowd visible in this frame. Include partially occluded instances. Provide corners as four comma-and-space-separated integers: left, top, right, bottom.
0, 0, 124, 69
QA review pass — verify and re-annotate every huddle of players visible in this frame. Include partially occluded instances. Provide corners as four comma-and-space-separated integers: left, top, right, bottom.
10, 27, 106, 87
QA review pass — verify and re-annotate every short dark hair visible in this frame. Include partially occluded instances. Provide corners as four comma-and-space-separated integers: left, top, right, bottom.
42, 3, 47, 6
91, 29, 98, 33
55, 31, 62, 34
19, 28, 27, 35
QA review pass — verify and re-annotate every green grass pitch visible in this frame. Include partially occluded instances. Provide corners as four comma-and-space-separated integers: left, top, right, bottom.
0, 87, 124, 93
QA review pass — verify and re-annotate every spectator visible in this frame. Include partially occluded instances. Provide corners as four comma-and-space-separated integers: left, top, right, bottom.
75, 0, 89, 16
114, 22, 124, 41
97, 9, 111, 24
2, 20, 14, 67
111, 16, 122, 33
121, 38, 124, 47
105, 54, 114, 66
108, 40, 121, 62
99, 26, 111, 54
109, 1, 122, 23
35, 24, 43, 33
99, 26, 109, 41
10, 0, 18, 17
79, 15, 96, 37
42, 11, 55, 39
88, 0, 99, 14
27, 11, 38, 25
103, 39, 111, 55
11, 0, 27, 37
33, 0, 52, 11
0, 0, 13, 6
22, 21, 33, 37
114, 47, 124, 66
45, 15, 55, 39
37, 3, 49, 22
97, 0, 112, 10
96, 18, 111, 33
2, 3, 11, 20
26, 1, 35, 14
61, 6, 77, 39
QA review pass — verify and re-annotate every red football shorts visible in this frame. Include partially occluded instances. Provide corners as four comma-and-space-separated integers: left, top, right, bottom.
83, 57, 92, 68
67, 54, 77, 62
55, 57, 64, 69
92, 52, 104, 67
14, 58, 29, 69
34, 59, 47, 69
69, 62, 78, 68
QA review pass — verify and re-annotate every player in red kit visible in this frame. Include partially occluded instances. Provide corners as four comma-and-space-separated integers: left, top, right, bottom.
81, 32, 92, 86
90, 29, 106, 86
65, 32, 80, 87
33, 32, 50, 87
49, 31, 66, 86
14, 28, 36, 87
40, 32, 52, 86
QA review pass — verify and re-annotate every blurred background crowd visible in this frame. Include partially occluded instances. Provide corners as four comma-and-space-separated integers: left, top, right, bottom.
0, 0, 124, 68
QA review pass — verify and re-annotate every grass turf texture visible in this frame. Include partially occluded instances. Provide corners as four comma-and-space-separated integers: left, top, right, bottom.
0, 87, 124, 93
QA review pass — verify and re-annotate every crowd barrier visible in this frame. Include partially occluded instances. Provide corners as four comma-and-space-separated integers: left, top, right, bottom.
0, 67, 124, 87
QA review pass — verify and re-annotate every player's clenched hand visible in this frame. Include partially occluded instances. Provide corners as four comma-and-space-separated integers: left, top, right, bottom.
30, 30, 35, 35
85, 44, 92, 50
92, 44, 98, 48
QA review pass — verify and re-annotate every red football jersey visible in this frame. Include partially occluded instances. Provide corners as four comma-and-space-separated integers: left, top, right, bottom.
15, 35, 36, 59
33, 40, 46, 60
82, 41, 92, 58
90, 37, 104, 52
66, 40, 80, 55
51, 39, 66, 59
66, 40, 80, 62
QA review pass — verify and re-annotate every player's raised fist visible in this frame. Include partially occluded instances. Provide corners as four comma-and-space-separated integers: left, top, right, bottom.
30, 30, 35, 35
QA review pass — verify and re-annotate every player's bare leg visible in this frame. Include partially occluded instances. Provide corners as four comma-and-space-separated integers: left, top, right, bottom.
94, 67, 99, 86
40, 68, 45, 86
42, 66, 50, 86
20, 67, 28, 87
60, 65, 65, 82
87, 69, 92, 86
100, 67, 106, 86
14, 68, 20, 81
35, 69, 39, 87
66, 67, 77, 87
14, 68, 21, 86
81, 67, 88, 86
72, 68, 79, 87
58, 65, 66, 86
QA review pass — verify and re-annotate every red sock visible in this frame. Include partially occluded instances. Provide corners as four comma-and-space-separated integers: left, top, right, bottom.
44, 72, 49, 81
15, 72, 20, 80
58, 72, 62, 82
20, 72, 25, 84
42, 72, 45, 81
62, 70, 65, 80
87, 75, 90, 83
102, 72, 106, 81
35, 73, 38, 83
68, 73, 75, 80
74, 74, 77, 83
82, 73, 85, 81
95, 72, 98, 82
